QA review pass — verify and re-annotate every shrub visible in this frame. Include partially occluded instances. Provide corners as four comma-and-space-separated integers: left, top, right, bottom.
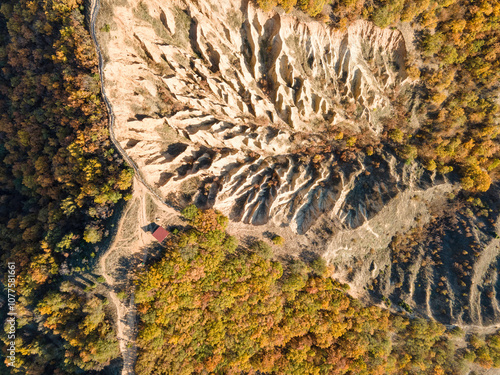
388, 128, 404, 143
399, 145, 418, 162
440, 45, 459, 64
257, 0, 278, 11
290, 259, 308, 276
223, 235, 239, 254
487, 158, 500, 171
372, 5, 396, 28
281, 273, 307, 292
421, 32, 445, 57
178, 208, 229, 236
437, 164, 453, 174
180, 244, 199, 261
181, 204, 199, 221
117, 291, 127, 300
251, 240, 273, 259
463, 350, 476, 362
297, 0, 329, 17
448, 326, 464, 337
83, 226, 102, 244
406, 63, 421, 79
425, 159, 437, 171
279, 0, 298, 12
272, 235, 285, 246
346, 136, 357, 147
310, 256, 327, 276
431, 92, 447, 105
398, 300, 413, 313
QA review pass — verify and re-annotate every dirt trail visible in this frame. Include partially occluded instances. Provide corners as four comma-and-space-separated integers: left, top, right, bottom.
89, 0, 180, 370
98, 179, 149, 375
90, 0, 182, 370
98, 178, 180, 374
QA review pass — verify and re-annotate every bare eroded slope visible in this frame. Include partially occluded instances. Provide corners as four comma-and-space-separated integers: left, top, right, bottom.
99, 0, 415, 229
96, 0, 500, 327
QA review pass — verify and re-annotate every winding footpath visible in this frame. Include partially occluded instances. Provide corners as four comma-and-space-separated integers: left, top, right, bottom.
97, 179, 154, 375
89, 0, 166, 205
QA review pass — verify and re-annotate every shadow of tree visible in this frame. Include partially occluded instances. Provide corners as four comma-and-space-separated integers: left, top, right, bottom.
242, 235, 258, 248
262, 230, 276, 239
300, 250, 319, 264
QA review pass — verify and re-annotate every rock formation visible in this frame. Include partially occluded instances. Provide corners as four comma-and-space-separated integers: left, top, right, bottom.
97, 0, 500, 326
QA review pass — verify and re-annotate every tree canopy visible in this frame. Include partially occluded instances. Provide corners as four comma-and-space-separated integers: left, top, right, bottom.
135, 207, 476, 374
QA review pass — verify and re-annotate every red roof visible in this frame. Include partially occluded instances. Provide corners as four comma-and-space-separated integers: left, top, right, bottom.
152, 226, 169, 242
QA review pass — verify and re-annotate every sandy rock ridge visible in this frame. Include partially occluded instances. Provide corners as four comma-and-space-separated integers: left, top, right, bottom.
102, 0, 413, 231
98, 0, 500, 326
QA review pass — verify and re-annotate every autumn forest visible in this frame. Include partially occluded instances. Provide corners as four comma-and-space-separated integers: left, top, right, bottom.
1, 0, 500, 374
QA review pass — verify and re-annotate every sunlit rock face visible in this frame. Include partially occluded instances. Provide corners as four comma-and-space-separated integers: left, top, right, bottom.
99, 0, 500, 327
102, 0, 414, 234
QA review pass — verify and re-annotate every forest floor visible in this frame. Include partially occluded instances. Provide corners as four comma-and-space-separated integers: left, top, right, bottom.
98, 178, 182, 375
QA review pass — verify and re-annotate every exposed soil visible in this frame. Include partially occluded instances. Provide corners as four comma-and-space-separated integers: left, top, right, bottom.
95, 0, 422, 233
98, 179, 182, 374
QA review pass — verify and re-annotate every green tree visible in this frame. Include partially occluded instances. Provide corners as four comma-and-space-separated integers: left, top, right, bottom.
181, 204, 199, 221
83, 225, 102, 243
272, 235, 285, 245
310, 256, 327, 276
251, 240, 273, 259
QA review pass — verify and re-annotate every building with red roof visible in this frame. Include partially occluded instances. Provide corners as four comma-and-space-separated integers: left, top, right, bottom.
152, 226, 169, 242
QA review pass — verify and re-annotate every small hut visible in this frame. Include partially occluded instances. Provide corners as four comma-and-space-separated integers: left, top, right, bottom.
152, 226, 169, 242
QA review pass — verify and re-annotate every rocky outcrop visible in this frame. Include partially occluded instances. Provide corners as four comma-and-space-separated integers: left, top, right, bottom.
369, 189, 500, 326
97, 0, 500, 326
100, 0, 413, 229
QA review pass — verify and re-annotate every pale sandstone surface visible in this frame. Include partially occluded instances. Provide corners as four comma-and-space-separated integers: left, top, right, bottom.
96, 0, 500, 326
